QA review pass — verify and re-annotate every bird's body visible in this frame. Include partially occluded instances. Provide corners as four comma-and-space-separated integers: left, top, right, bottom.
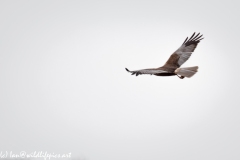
125, 32, 203, 79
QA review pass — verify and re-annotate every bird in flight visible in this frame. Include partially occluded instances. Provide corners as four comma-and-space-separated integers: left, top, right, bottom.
125, 32, 203, 79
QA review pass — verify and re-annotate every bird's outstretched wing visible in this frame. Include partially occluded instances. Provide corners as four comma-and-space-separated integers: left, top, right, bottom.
125, 68, 168, 76
163, 32, 204, 68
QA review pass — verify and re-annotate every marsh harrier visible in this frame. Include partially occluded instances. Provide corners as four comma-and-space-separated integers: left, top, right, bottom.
125, 32, 203, 79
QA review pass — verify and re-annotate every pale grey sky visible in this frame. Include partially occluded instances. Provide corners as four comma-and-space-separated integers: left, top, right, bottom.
0, 0, 240, 160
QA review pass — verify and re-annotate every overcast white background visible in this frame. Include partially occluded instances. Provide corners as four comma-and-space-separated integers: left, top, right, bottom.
0, 0, 240, 160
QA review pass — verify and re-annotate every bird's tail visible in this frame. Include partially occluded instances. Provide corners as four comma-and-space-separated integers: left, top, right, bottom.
174, 66, 198, 78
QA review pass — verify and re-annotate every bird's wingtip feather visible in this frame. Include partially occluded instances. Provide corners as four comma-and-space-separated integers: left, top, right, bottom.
125, 68, 130, 72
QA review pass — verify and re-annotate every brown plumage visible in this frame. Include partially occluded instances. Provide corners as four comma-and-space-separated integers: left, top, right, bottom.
125, 32, 203, 79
